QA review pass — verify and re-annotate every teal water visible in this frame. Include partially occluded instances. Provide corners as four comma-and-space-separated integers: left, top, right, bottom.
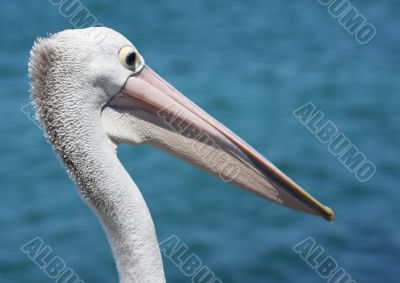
1, 0, 399, 282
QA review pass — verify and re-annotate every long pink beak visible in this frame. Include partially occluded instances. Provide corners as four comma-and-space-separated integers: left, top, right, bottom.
106, 66, 334, 222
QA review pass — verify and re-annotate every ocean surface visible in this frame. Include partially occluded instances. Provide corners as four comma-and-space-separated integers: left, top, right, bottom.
0, 0, 399, 282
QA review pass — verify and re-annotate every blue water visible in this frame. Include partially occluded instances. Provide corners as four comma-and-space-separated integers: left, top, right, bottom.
1, 0, 399, 282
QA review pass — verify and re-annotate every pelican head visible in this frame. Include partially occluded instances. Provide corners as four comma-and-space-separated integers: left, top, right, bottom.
29, 27, 334, 282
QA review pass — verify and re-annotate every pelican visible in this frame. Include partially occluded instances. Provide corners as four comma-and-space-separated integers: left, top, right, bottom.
29, 27, 334, 283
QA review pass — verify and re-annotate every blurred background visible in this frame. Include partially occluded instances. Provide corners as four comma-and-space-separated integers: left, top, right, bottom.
0, 0, 399, 282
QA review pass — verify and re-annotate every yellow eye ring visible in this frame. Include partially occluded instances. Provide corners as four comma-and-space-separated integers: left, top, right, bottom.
118, 46, 144, 73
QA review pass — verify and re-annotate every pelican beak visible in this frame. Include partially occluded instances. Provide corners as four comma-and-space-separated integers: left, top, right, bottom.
104, 65, 334, 222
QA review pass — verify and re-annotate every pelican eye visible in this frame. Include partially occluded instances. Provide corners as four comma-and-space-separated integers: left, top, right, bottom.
126, 52, 136, 66
118, 46, 144, 73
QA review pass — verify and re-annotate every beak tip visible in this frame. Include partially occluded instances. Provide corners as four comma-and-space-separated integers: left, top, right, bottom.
322, 206, 335, 223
